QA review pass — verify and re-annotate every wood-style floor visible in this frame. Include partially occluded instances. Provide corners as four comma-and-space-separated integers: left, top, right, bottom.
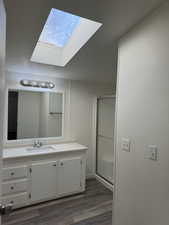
2, 179, 113, 225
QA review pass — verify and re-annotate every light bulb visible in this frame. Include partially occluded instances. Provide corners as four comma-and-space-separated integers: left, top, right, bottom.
31, 81, 38, 87
49, 82, 55, 89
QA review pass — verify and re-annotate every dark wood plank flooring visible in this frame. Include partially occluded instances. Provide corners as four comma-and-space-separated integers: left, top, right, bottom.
2, 179, 113, 225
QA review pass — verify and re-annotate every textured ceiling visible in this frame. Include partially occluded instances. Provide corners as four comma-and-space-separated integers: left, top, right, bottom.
5, 0, 164, 85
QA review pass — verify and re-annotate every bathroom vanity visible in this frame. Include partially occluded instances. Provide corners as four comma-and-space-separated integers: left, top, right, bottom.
2, 142, 87, 209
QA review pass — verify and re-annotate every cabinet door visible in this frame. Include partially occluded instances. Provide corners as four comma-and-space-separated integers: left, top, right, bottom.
31, 161, 57, 202
58, 158, 82, 195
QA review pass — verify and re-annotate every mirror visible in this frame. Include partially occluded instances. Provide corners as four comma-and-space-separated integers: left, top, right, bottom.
7, 90, 63, 140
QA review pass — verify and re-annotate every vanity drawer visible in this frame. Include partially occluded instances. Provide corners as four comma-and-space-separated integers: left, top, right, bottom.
2, 179, 28, 195
2, 193, 28, 209
3, 166, 28, 181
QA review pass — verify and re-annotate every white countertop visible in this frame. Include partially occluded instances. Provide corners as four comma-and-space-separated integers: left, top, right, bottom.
3, 142, 88, 159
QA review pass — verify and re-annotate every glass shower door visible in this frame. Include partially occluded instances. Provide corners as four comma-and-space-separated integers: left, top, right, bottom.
96, 97, 115, 184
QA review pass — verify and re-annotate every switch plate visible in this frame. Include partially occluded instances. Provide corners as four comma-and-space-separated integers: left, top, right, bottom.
147, 145, 158, 161
121, 138, 131, 152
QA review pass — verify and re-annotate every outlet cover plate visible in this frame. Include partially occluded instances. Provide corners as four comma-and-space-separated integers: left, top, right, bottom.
147, 145, 158, 161
121, 138, 131, 152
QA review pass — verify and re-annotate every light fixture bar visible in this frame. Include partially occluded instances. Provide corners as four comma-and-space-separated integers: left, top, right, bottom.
20, 80, 55, 89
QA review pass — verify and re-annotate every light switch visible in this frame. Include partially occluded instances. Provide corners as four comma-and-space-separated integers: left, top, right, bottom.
121, 138, 131, 152
147, 145, 158, 161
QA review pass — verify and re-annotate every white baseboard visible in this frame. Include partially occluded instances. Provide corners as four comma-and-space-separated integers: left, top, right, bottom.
86, 173, 95, 180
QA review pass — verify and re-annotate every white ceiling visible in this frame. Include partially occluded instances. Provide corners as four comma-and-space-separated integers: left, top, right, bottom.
5, 0, 165, 85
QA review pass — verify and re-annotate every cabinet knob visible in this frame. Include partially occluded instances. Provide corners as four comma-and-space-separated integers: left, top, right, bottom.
10, 186, 14, 190
11, 172, 15, 176
60, 162, 63, 166
53, 164, 56, 167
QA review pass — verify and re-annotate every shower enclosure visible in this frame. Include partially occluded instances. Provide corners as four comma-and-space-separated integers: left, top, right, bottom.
96, 96, 116, 185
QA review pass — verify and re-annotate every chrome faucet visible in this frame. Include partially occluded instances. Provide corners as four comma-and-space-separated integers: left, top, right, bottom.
33, 140, 43, 148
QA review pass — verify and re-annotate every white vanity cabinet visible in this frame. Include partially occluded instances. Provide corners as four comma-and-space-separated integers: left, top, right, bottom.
57, 158, 82, 196
30, 161, 58, 202
2, 143, 87, 209
31, 157, 83, 202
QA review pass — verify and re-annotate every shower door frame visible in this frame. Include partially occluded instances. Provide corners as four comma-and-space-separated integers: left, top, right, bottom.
95, 95, 116, 186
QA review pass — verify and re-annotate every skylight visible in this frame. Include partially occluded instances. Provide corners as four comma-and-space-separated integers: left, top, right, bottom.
39, 9, 80, 47
31, 8, 102, 67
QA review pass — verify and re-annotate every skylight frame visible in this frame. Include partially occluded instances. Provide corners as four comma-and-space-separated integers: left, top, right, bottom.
31, 8, 102, 67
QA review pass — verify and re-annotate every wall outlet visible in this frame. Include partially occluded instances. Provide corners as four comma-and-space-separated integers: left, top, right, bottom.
147, 145, 158, 161
121, 138, 131, 152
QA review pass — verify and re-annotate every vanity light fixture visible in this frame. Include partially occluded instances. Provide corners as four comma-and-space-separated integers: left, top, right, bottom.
20, 80, 55, 89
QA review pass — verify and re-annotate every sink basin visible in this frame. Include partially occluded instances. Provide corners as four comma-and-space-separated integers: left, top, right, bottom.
26, 146, 55, 152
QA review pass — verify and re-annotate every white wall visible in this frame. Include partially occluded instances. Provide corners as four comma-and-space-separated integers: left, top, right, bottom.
5, 71, 113, 177
0, 1, 6, 219
114, 2, 169, 225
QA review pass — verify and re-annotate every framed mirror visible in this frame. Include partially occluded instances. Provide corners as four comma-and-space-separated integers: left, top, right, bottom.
7, 89, 64, 141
